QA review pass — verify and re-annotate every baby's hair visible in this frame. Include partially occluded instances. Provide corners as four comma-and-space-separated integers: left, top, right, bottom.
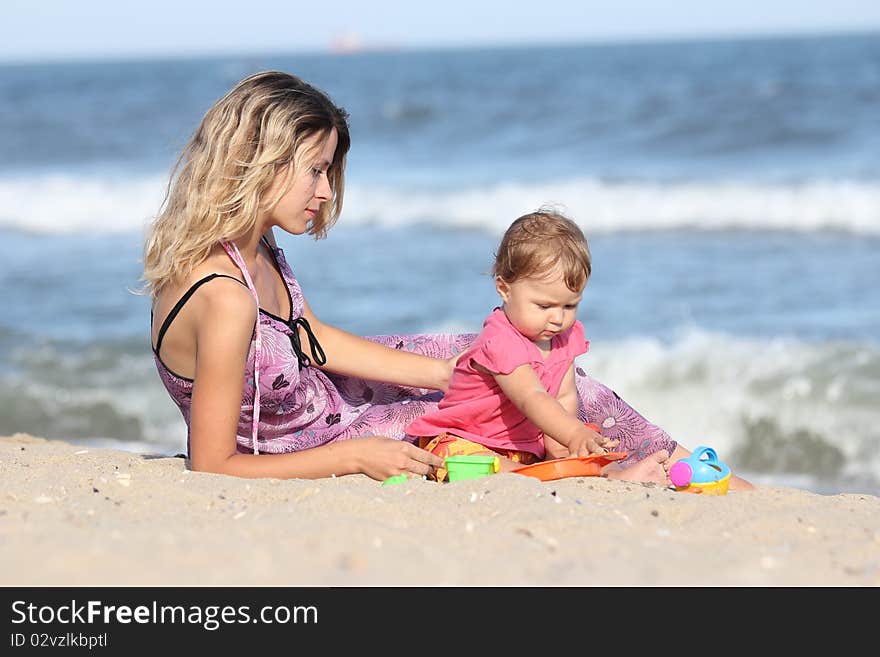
142, 71, 351, 297
492, 209, 591, 292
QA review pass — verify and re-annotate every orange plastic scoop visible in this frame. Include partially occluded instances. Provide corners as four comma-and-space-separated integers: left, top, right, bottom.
512, 452, 628, 481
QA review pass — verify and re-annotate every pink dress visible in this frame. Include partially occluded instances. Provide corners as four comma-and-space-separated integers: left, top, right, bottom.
405, 308, 590, 458
152, 241, 676, 464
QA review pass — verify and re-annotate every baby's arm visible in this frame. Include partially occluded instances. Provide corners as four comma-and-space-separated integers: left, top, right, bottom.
544, 363, 577, 459
475, 362, 606, 456
556, 363, 579, 416
544, 364, 616, 458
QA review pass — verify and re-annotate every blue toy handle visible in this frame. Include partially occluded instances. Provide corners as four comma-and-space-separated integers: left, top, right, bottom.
691, 445, 730, 480
670, 445, 731, 487
692, 446, 720, 465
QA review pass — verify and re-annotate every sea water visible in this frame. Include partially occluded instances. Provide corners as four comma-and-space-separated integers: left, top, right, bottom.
1, 34, 878, 495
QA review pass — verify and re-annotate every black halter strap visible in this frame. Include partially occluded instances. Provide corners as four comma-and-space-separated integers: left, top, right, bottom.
288, 316, 326, 370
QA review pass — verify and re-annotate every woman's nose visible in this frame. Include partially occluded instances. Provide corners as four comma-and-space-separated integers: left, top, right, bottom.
316, 172, 332, 200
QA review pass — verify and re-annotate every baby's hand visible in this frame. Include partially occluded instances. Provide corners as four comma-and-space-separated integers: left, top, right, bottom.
569, 424, 618, 457
585, 422, 619, 451
568, 432, 603, 457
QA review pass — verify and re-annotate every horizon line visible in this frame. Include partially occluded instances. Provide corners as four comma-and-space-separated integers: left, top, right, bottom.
1, 26, 878, 67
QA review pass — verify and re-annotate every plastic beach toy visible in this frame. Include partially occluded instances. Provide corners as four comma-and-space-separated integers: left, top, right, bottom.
511, 421, 626, 482
669, 446, 731, 495
444, 454, 500, 482
512, 452, 627, 482
382, 474, 408, 486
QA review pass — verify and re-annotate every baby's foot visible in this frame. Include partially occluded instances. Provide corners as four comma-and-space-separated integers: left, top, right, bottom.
604, 450, 670, 485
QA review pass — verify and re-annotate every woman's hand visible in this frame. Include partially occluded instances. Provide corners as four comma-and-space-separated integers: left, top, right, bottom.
351, 437, 444, 481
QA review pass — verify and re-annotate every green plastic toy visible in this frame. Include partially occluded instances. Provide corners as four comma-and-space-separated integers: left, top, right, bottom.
382, 474, 408, 486
444, 454, 500, 482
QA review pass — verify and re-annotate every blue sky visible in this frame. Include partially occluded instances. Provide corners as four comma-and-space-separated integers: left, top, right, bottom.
3, 0, 880, 62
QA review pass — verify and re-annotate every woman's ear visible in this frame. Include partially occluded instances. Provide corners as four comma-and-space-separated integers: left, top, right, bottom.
495, 276, 510, 302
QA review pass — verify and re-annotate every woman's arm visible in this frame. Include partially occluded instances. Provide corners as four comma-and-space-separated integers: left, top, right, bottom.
186, 280, 441, 480
199, 434, 441, 481
187, 278, 257, 473
300, 296, 456, 392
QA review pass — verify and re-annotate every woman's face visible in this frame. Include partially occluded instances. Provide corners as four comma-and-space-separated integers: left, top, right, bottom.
264, 127, 339, 235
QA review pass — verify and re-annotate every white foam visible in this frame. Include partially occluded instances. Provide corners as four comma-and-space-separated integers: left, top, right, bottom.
0, 172, 166, 234
1, 172, 879, 235
577, 328, 880, 482
343, 178, 880, 234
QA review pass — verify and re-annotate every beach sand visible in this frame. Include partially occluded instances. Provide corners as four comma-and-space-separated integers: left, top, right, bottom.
2, 433, 878, 586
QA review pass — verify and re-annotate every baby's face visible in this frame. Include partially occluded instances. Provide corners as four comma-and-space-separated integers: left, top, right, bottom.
496, 265, 583, 344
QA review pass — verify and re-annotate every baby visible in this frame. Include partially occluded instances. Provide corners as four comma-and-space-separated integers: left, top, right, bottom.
406, 209, 617, 480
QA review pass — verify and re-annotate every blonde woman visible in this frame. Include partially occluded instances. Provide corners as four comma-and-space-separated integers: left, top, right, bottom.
146, 71, 456, 480
145, 71, 728, 485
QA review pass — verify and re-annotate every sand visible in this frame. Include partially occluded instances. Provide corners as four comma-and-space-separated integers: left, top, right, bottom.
1, 433, 878, 586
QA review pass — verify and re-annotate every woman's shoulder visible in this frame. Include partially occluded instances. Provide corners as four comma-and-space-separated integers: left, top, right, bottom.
151, 258, 255, 362
154, 254, 253, 325
194, 275, 255, 316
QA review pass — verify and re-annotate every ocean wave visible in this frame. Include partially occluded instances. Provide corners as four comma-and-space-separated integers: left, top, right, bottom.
346, 179, 880, 235
0, 172, 166, 235
577, 328, 880, 490
1, 172, 879, 235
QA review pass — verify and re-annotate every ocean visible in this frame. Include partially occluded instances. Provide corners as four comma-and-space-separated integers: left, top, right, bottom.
1, 33, 878, 495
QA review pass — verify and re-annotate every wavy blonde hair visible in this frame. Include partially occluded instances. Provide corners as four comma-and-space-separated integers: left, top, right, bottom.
492, 209, 592, 292
142, 71, 350, 297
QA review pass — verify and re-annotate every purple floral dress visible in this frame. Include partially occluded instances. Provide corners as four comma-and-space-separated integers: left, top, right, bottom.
153, 242, 676, 464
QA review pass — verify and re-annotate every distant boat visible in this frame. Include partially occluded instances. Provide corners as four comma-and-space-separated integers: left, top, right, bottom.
329, 32, 362, 54
329, 33, 399, 54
